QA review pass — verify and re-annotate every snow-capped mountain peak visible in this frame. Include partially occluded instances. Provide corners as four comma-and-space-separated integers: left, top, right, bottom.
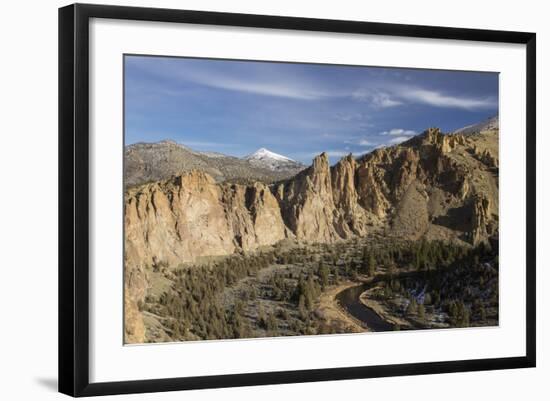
243, 148, 304, 172
245, 148, 295, 162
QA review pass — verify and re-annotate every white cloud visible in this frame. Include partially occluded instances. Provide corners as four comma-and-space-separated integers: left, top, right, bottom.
397, 86, 497, 110
373, 93, 403, 108
351, 89, 368, 101
352, 83, 496, 111
344, 137, 379, 147
388, 136, 412, 144
135, 59, 330, 101
380, 128, 417, 136
352, 89, 402, 108
358, 139, 373, 146
195, 75, 327, 100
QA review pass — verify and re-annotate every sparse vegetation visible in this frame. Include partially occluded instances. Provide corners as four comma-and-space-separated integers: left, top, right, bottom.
140, 236, 498, 342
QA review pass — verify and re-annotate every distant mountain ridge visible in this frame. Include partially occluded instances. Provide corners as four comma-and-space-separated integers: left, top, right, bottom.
124, 141, 305, 187
453, 115, 498, 135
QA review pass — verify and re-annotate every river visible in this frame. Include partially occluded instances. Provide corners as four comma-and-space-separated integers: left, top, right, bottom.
336, 283, 394, 332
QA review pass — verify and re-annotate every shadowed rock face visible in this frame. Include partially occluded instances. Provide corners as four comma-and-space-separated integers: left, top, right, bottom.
331, 154, 369, 238
275, 152, 339, 242
123, 126, 499, 342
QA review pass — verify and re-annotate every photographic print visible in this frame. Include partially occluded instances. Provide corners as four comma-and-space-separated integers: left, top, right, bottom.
123, 55, 499, 344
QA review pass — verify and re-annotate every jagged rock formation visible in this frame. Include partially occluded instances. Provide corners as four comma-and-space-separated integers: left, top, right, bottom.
124, 125, 499, 343
124, 264, 147, 343
473, 145, 499, 169
125, 170, 287, 270
274, 153, 339, 242
469, 194, 496, 244
331, 155, 369, 237
222, 182, 288, 250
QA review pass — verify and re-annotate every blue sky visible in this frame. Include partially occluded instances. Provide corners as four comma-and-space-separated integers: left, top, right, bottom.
125, 55, 498, 165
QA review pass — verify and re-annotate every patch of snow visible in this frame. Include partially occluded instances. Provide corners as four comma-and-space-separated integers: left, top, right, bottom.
243, 148, 303, 171
245, 148, 295, 162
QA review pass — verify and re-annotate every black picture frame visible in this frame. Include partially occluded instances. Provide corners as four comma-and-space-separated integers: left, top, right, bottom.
59, 3, 536, 397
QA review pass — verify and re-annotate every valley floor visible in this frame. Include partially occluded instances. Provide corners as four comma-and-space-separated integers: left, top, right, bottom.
134, 235, 499, 344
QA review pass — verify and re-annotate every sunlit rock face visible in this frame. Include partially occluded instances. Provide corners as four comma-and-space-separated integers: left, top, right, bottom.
126, 128, 499, 265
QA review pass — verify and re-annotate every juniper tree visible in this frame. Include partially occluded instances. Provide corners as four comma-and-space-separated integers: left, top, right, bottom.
418, 303, 426, 320
318, 263, 330, 289
298, 295, 307, 320
406, 298, 418, 316
368, 252, 376, 277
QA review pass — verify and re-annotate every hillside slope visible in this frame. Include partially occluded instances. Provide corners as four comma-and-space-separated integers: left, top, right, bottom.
125, 141, 305, 187
453, 115, 498, 135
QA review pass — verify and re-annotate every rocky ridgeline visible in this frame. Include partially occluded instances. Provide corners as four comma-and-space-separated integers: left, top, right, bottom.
125, 141, 305, 187
124, 127, 499, 342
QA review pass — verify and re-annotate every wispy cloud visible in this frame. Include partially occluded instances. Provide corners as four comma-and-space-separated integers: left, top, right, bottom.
388, 136, 412, 144
352, 83, 496, 111
358, 122, 375, 129
352, 89, 402, 108
130, 57, 331, 101
397, 86, 497, 110
373, 93, 403, 108
358, 139, 373, 146
334, 112, 366, 122
192, 74, 328, 100
380, 128, 417, 136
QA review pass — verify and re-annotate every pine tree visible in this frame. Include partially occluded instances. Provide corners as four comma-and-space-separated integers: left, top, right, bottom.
406, 298, 418, 316
368, 252, 376, 277
460, 303, 470, 327
418, 303, 426, 320
387, 263, 396, 276
318, 263, 329, 289
266, 313, 278, 333
298, 295, 307, 320
258, 304, 266, 328
424, 293, 432, 306
480, 306, 487, 322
